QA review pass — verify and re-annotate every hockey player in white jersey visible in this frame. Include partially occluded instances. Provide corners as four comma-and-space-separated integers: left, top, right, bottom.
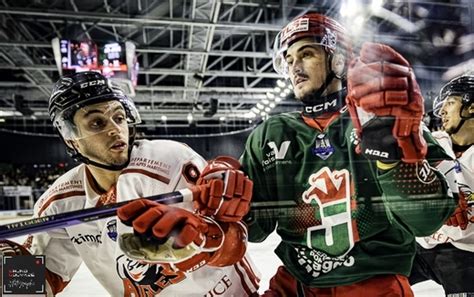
410, 74, 474, 295
0, 71, 260, 296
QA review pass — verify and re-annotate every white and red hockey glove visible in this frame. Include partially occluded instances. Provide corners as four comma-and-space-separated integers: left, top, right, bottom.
192, 156, 253, 222
117, 199, 237, 272
347, 42, 427, 163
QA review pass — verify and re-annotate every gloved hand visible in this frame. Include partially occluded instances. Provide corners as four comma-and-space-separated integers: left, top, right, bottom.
192, 156, 253, 222
117, 199, 224, 272
0, 239, 29, 256
446, 197, 470, 230
346, 42, 427, 163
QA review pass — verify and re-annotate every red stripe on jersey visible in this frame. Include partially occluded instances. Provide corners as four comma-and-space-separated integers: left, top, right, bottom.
46, 268, 70, 294
38, 191, 86, 216
233, 262, 253, 296
302, 112, 341, 131
95, 185, 117, 207
239, 256, 260, 290
120, 168, 170, 184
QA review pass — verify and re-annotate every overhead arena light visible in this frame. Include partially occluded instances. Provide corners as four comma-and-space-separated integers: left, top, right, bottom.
251, 107, 260, 114
247, 112, 256, 118
276, 79, 286, 88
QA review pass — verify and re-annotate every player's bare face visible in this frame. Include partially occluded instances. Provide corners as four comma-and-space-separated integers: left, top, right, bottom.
73, 100, 129, 166
286, 39, 328, 99
440, 96, 463, 134
80, 43, 90, 56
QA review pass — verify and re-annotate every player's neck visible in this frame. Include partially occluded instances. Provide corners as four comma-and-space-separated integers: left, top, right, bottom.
451, 120, 474, 146
86, 164, 121, 193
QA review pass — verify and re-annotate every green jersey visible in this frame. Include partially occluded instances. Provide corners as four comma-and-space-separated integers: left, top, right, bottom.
241, 110, 455, 287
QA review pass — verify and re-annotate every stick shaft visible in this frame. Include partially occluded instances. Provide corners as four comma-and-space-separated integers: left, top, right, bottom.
0, 189, 193, 239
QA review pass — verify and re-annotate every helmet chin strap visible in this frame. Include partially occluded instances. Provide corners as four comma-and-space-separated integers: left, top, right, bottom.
299, 53, 342, 106
74, 152, 130, 171
299, 53, 347, 118
448, 105, 472, 135
300, 71, 336, 106
449, 119, 465, 135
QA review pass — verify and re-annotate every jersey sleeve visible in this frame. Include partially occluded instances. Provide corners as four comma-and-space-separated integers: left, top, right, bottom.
240, 127, 278, 242
26, 195, 83, 295
376, 129, 457, 236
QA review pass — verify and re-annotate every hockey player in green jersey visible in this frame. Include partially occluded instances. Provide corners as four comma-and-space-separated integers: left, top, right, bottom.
240, 13, 456, 296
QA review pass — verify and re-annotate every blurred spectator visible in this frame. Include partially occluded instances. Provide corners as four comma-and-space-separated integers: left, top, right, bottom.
73, 41, 97, 68
0, 164, 69, 196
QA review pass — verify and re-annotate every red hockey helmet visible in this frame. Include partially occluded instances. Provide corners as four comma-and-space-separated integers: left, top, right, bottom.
273, 13, 352, 76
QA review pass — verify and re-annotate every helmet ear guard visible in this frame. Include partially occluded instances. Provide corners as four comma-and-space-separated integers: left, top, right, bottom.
330, 51, 347, 79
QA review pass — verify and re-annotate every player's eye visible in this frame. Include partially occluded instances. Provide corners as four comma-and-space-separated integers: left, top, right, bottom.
445, 101, 455, 106
88, 117, 106, 130
113, 113, 126, 125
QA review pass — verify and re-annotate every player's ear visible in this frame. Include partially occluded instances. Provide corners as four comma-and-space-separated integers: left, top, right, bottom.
331, 52, 346, 78
468, 103, 474, 115
461, 102, 474, 119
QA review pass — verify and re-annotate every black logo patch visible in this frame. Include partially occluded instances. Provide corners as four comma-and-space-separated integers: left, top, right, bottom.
2, 255, 45, 295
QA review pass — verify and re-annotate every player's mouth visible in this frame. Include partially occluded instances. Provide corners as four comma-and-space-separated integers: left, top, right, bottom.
294, 76, 308, 86
110, 140, 127, 152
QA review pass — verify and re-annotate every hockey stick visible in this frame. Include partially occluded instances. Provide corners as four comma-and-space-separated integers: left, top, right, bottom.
0, 188, 434, 239
0, 188, 193, 239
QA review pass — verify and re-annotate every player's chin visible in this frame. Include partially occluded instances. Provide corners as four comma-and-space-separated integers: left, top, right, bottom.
109, 153, 129, 166
294, 87, 308, 100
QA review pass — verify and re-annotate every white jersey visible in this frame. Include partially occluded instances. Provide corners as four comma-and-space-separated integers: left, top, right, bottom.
26, 139, 260, 296
417, 131, 474, 252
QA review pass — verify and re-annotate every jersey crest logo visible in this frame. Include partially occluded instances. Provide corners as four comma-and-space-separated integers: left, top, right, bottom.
302, 167, 358, 257
312, 133, 334, 160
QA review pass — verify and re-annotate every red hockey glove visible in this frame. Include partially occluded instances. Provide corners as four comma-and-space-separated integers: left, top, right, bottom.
192, 156, 253, 222
446, 197, 470, 230
347, 42, 427, 163
117, 199, 224, 272
0, 239, 30, 256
